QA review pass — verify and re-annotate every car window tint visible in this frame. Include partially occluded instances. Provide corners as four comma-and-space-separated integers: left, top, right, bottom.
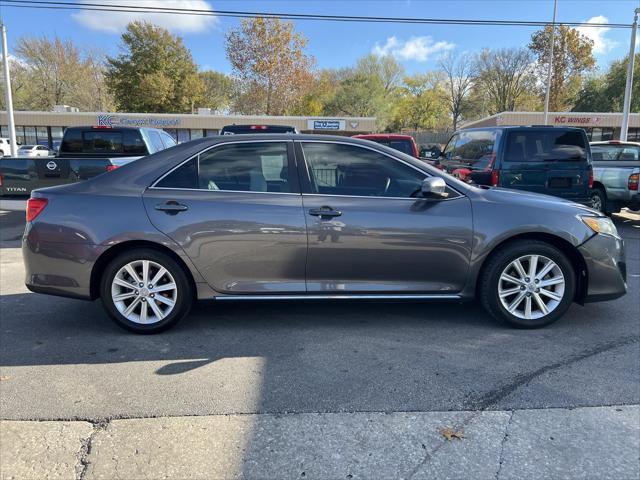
446, 130, 497, 165
198, 142, 290, 192
505, 130, 586, 162
82, 131, 123, 153
301, 143, 425, 198
60, 129, 82, 153
156, 158, 198, 189
373, 140, 414, 155
442, 134, 459, 159
592, 145, 639, 161
160, 132, 177, 148
122, 130, 147, 155
147, 130, 165, 153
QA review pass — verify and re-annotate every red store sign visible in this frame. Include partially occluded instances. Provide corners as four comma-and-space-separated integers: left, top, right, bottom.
553, 116, 603, 126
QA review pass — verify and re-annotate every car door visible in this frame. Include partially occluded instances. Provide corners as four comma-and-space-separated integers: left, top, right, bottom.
296, 140, 473, 294
143, 140, 308, 294
500, 129, 590, 201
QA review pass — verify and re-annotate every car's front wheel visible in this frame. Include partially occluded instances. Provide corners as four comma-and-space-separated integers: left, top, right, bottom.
480, 240, 576, 328
100, 249, 193, 333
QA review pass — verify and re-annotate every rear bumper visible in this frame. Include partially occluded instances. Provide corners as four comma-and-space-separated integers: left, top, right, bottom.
22, 231, 105, 300
578, 233, 627, 303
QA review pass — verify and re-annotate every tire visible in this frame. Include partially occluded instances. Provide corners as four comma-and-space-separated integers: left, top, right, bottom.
479, 240, 576, 328
590, 188, 607, 214
100, 248, 193, 334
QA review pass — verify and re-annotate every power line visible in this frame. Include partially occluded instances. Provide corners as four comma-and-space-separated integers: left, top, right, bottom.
0, 0, 632, 28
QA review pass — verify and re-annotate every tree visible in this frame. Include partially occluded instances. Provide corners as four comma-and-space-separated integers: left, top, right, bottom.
106, 22, 204, 113
474, 48, 537, 114
225, 17, 315, 115
389, 73, 448, 132
439, 52, 474, 130
529, 25, 596, 111
199, 71, 234, 113
290, 69, 340, 116
3, 35, 112, 111
325, 54, 404, 129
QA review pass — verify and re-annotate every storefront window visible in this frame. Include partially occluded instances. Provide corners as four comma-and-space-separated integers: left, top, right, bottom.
205, 129, 219, 137
587, 127, 615, 142
14, 126, 26, 146
36, 126, 48, 146
177, 129, 190, 144
50, 127, 64, 151
627, 128, 640, 141
190, 129, 204, 139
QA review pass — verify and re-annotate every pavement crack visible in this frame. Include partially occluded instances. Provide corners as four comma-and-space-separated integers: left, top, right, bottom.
464, 336, 640, 410
76, 420, 108, 480
495, 410, 514, 480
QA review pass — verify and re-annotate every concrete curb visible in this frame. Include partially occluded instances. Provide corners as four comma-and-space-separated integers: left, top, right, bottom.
1, 405, 638, 480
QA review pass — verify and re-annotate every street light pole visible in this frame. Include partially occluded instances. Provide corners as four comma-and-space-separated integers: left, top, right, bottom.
1, 23, 17, 156
543, 0, 558, 125
620, 8, 639, 142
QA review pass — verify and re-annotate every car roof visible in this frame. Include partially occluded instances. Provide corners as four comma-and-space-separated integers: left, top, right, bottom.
458, 126, 587, 133
591, 141, 640, 147
353, 134, 414, 140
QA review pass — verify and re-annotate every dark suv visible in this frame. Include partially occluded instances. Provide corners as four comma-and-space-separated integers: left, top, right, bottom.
439, 127, 593, 205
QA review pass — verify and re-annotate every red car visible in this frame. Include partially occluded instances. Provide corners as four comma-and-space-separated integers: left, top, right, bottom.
352, 134, 420, 158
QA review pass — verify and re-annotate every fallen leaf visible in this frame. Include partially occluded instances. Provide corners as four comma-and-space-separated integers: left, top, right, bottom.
439, 427, 465, 441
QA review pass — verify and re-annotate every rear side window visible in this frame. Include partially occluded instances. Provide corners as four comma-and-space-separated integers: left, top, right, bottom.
60, 129, 82, 153
443, 130, 497, 167
505, 130, 586, 162
156, 142, 291, 193
591, 145, 639, 161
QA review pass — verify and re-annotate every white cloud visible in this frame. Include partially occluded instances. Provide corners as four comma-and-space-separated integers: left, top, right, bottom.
577, 15, 617, 55
72, 0, 218, 34
372, 36, 455, 62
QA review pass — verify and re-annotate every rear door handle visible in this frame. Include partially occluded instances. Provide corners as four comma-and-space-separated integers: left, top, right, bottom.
309, 206, 342, 218
155, 201, 188, 214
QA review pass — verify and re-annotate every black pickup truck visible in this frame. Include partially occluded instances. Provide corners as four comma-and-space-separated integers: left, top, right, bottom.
0, 126, 176, 196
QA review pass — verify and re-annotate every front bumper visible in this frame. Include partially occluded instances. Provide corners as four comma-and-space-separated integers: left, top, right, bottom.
578, 233, 627, 302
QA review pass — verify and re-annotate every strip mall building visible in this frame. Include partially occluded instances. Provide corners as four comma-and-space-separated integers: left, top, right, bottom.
0, 111, 376, 149
462, 112, 640, 141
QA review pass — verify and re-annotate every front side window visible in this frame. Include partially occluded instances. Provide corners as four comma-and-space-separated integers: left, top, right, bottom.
156, 142, 291, 193
301, 143, 425, 198
505, 130, 586, 162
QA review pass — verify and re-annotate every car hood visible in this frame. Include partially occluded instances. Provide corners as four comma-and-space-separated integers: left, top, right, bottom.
474, 186, 603, 217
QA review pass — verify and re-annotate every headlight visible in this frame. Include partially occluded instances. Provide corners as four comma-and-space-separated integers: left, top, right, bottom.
580, 216, 619, 237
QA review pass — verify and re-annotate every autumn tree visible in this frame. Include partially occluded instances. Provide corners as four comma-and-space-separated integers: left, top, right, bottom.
529, 25, 595, 111
106, 22, 204, 113
225, 17, 315, 115
389, 73, 448, 132
439, 52, 475, 130
3, 35, 112, 111
290, 69, 340, 116
325, 55, 404, 128
474, 48, 537, 114
199, 70, 234, 113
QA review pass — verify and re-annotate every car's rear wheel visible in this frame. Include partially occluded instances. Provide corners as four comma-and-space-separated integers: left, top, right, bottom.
100, 249, 193, 333
590, 188, 607, 213
480, 240, 576, 328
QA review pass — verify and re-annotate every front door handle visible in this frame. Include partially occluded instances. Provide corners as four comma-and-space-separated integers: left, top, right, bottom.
309, 206, 342, 218
155, 201, 188, 215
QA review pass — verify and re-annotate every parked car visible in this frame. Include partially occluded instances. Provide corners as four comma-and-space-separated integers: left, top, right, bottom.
439, 126, 593, 205
17, 145, 52, 157
0, 138, 14, 156
589, 141, 640, 214
0, 126, 176, 196
220, 124, 298, 135
352, 134, 420, 158
23, 134, 626, 333
420, 144, 442, 160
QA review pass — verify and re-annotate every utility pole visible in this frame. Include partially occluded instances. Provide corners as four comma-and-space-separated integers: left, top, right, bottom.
543, 0, 558, 125
620, 8, 639, 142
1, 23, 17, 156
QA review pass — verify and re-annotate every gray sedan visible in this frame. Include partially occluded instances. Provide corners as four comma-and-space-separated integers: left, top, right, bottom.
22, 135, 627, 333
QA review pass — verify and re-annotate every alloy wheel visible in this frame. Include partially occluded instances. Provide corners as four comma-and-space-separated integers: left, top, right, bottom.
111, 260, 178, 324
591, 193, 603, 212
498, 254, 565, 320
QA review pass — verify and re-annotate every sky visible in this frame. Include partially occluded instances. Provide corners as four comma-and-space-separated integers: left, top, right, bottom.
0, 0, 638, 75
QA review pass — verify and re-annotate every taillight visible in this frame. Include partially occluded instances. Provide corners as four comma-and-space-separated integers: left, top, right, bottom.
588, 168, 594, 189
106, 165, 118, 172
26, 197, 48, 222
0, 173, 3, 187
629, 173, 639, 191
249, 125, 268, 130
490, 170, 500, 186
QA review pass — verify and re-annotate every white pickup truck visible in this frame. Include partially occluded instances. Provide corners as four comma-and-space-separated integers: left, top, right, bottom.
590, 141, 640, 214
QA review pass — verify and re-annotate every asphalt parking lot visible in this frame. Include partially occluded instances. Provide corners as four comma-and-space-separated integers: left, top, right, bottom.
1, 208, 638, 422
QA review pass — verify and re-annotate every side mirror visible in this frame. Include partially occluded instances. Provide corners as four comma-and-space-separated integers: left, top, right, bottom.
421, 177, 448, 198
